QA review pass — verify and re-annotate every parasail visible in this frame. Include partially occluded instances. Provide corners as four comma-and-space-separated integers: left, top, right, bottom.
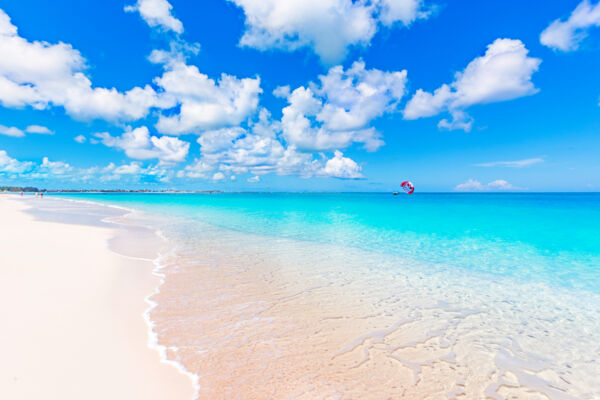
400, 181, 415, 194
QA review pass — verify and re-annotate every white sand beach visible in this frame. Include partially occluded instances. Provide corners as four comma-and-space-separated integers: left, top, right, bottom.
1, 194, 597, 399
0, 196, 194, 400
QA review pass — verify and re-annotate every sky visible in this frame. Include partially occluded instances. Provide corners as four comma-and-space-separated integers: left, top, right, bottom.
0, 0, 599, 192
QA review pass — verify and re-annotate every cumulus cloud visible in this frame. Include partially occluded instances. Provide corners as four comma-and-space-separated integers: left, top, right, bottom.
0, 148, 174, 183
0, 7, 261, 132
0, 6, 266, 162
320, 150, 363, 179
0, 124, 24, 137
175, 108, 361, 180
0, 8, 164, 121
376, 0, 430, 26
280, 60, 406, 151
228, 0, 429, 64
41, 157, 72, 175
0, 3, 407, 183
74, 134, 86, 143
212, 172, 226, 181
153, 62, 262, 135
540, 0, 600, 51
0, 151, 102, 181
125, 0, 184, 33
25, 125, 53, 134
99, 161, 172, 182
0, 124, 53, 137
177, 159, 215, 179
454, 178, 518, 192
0, 150, 33, 173
112, 162, 143, 175
148, 40, 201, 66
475, 157, 544, 168
95, 126, 190, 163
194, 112, 318, 178
404, 38, 541, 131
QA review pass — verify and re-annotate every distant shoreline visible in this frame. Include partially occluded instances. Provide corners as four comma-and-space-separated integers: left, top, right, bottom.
3, 188, 599, 194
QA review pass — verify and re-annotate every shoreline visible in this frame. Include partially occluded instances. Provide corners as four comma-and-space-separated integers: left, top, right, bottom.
0, 195, 196, 399
3, 193, 599, 399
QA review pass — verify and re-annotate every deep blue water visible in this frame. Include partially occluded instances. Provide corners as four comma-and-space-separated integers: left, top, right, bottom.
54, 192, 600, 293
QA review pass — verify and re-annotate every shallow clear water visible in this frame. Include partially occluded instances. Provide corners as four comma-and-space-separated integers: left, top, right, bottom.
55, 192, 600, 293
49, 192, 600, 398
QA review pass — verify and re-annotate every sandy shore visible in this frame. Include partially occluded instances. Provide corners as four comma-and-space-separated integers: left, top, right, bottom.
0, 196, 195, 400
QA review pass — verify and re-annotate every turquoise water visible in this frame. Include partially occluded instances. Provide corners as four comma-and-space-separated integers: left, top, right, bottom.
44, 192, 600, 397
54, 192, 600, 294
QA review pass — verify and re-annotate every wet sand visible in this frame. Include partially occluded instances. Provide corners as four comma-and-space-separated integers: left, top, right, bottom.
147, 213, 598, 400
0, 196, 195, 400
2, 194, 598, 400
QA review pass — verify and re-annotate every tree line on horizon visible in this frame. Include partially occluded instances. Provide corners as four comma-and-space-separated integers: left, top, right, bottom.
0, 186, 43, 192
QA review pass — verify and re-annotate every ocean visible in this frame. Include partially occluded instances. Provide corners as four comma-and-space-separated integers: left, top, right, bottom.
52, 192, 600, 398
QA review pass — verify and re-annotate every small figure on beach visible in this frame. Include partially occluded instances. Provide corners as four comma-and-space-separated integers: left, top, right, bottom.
40, 192, 44, 198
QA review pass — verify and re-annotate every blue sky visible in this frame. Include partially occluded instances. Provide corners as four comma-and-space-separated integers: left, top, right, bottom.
0, 0, 599, 191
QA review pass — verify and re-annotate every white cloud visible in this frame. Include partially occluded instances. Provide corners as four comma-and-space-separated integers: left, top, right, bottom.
25, 125, 53, 134
0, 150, 33, 173
148, 40, 200, 66
247, 175, 260, 182
0, 149, 174, 183
376, 0, 430, 26
475, 157, 544, 168
177, 103, 377, 181
540, 0, 600, 51
280, 60, 406, 151
196, 127, 246, 153
153, 62, 262, 134
0, 7, 265, 151
437, 109, 473, 132
454, 178, 518, 192
487, 179, 517, 190
95, 126, 190, 163
125, 0, 183, 33
100, 161, 171, 181
403, 85, 452, 119
0, 124, 24, 137
404, 38, 541, 131
74, 134, 86, 143
188, 109, 322, 178
113, 162, 143, 175
177, 159, 215, 179
272, 85, 290, 98
0, 124, 53, 137
198, 128, 312, 177
41, 157, 72, 175
212, 172, 226, 181
172, 109, 315, 180
0, 8, 164, 121
228, 0, 429, 64
320, 150, 363, 179
316, 61, 407, 130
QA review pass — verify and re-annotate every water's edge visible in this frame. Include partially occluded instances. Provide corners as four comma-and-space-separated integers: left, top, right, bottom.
19, 196, 201, 398
22, 194, 600, 399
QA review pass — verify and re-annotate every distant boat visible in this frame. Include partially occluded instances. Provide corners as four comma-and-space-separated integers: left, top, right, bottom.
393, 192, 399, 195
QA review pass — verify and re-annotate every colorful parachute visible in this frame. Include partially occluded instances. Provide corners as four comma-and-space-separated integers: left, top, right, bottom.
401, 181, 415, 194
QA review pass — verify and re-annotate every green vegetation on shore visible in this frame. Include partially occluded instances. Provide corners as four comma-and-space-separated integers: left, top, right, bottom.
0, 186, 43, 192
